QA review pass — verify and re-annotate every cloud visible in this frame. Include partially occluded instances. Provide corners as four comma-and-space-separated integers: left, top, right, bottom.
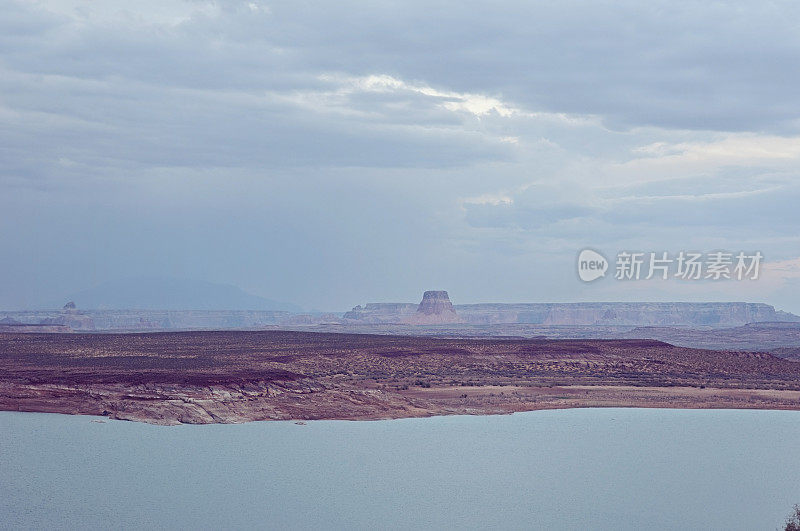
2, 0, 800, 311
763, 257, 800, 281
466, 179, 800, 239
8, 0, 800, 132
316, 74, 517, 117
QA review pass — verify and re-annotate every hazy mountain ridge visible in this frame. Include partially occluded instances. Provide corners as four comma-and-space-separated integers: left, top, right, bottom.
62, 277, 302, 312
0, 309, 293, 331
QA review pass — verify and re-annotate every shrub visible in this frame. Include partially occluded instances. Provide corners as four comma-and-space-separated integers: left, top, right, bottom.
784, 504, 800, 531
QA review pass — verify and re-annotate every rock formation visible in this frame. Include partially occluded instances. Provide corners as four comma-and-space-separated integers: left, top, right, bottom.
404, 291, 463, 325
343, 291, 463, 325
454, 302, 794, 327
2, 299, 797, 332
0, 315, 71, 333
40, 312, 95, 331
343, 303, 418, 324
341, 299, 799, 328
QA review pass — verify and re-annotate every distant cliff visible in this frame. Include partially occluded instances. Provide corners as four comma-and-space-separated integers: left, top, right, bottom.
404, 291, 462, 325
0, 309, 294, 331
345, 291, 463, 325
4, 300, 798, 332
344, 301, 798, 327
343, 303, 418, 323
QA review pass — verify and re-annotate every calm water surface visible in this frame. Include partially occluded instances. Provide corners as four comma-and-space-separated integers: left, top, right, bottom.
2, 408, 800, 530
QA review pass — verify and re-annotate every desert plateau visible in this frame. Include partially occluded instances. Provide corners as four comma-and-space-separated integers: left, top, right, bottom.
3, 330, 800, 425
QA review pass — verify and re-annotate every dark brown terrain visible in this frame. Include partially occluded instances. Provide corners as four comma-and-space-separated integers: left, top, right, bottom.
2, 330, 800, 424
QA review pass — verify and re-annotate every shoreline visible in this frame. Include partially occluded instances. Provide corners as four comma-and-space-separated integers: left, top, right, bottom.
4, 382, 800, 425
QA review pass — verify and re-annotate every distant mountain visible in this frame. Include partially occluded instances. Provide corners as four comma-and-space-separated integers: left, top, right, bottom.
65, 277, 302, 312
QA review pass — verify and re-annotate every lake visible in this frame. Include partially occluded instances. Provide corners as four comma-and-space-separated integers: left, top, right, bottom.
2, 408, 800, 530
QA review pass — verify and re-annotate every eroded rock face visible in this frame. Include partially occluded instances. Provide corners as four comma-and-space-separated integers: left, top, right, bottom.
417, 291, 455, 315
343, 303, 418, 324
405, 291, 462, 325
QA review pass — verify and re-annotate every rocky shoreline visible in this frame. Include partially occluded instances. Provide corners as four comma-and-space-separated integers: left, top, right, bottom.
4, 380, 800, 425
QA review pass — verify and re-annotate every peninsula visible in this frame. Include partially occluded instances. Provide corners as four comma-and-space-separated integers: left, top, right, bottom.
3, 330, 800, 425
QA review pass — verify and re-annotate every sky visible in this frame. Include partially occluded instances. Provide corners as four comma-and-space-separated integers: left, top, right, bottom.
2, 0, 800, 312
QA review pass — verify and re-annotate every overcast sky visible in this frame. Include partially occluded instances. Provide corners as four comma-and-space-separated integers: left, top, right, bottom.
2, 0, 800, 312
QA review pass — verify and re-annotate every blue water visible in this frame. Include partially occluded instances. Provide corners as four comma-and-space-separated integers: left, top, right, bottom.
2, 408, 800, 530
